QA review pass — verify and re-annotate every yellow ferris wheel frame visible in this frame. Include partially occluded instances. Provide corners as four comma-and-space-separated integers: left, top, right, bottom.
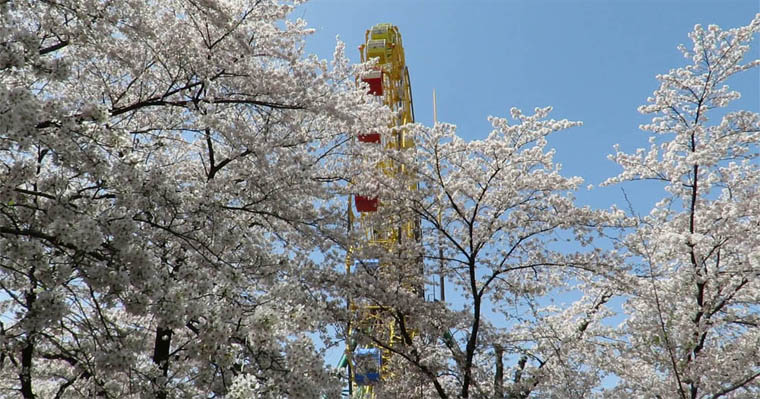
343, 23, 420, 399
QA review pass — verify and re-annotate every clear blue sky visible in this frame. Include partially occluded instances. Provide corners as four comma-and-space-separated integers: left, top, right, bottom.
297, 0, 759, 212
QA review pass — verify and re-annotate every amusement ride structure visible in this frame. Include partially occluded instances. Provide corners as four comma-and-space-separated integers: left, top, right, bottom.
338, 23, 421, 398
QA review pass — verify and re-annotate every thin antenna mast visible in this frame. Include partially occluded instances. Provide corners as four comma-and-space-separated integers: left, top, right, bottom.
433, 88, 438, 124
434, 89, 445, 302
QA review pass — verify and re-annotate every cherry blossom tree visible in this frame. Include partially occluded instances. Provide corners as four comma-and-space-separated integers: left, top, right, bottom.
5, 1, 758, 399
0, 0, 382, 398
337, 108, 623, 398
601, 14, 760, 398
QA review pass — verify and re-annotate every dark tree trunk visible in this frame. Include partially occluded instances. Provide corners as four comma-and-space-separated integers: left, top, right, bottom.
494, 345, 504, 399
20, 337, 35, 399
152, 327, 173, 399
20, 290, 37, 399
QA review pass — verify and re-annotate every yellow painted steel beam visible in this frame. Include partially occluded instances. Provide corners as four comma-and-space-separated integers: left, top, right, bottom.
346, 23, 420, 397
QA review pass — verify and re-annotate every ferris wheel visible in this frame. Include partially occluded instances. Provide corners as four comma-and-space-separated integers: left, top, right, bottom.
339, 23, 421, 399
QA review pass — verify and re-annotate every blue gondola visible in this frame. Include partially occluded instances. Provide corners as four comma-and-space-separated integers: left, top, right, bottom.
353, 348, 381, 385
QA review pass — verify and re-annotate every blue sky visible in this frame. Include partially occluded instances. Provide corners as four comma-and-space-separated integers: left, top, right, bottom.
297, 0, 759, 213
